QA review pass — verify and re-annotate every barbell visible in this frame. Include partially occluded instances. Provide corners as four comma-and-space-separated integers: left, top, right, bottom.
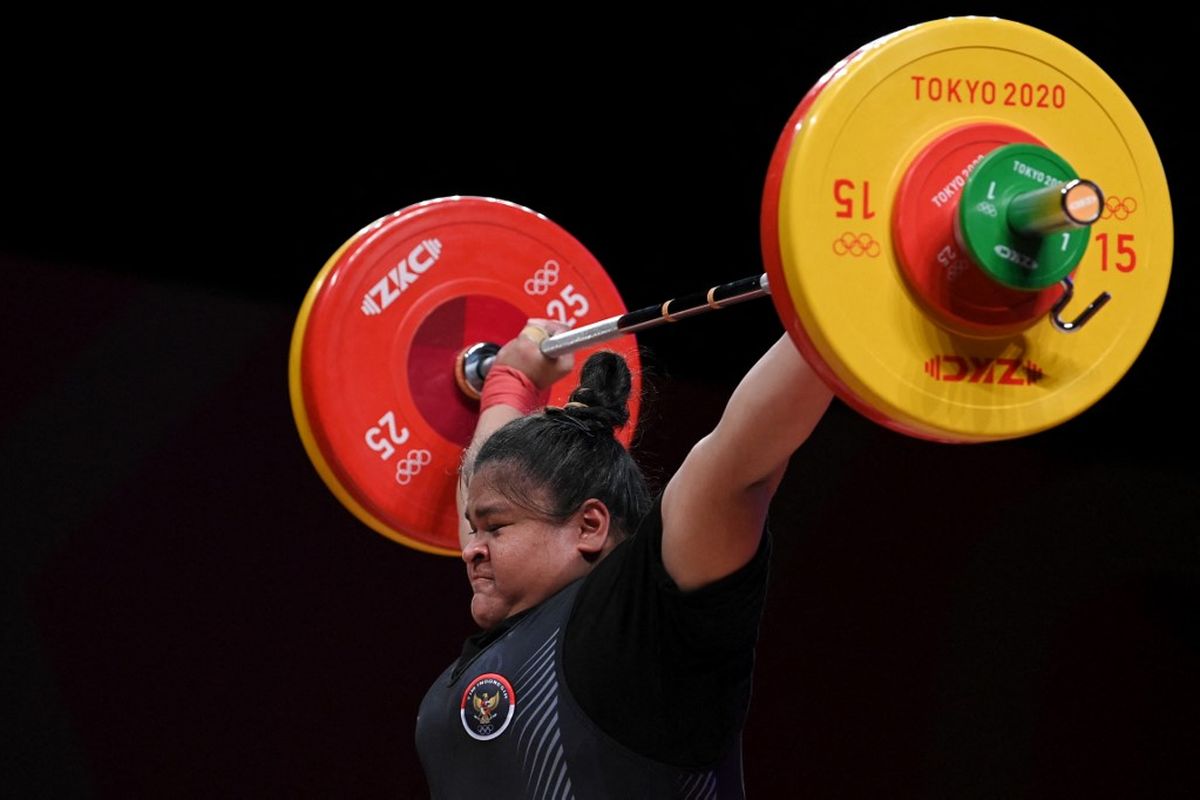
289, 18, 1172, 554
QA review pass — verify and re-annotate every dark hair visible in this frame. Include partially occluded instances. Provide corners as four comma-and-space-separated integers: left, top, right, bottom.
469, 351, 651, 539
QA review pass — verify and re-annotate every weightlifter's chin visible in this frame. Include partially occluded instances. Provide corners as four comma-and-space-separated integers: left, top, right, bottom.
469, 586, 507, 630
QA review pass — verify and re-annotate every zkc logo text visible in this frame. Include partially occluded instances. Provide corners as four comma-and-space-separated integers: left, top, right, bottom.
361, 239, 443, 316
923, 355, 1043, 385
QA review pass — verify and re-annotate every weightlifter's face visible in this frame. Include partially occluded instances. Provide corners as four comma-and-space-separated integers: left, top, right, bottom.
461, 469, 589, 630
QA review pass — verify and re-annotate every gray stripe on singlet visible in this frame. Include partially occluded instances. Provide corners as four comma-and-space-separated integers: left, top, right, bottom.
511, 627, 573, 800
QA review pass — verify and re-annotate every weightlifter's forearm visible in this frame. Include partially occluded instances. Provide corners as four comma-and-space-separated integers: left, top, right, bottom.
708, 334, 833, 491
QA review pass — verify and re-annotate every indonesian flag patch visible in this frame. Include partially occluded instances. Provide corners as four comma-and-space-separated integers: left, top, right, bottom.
460, 673, 515, 741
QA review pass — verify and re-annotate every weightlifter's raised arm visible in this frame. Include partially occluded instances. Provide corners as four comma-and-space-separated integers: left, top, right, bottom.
662, 334, 833, 590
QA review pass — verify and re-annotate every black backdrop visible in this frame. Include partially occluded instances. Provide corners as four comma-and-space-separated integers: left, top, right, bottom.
4, 6, 1197, 798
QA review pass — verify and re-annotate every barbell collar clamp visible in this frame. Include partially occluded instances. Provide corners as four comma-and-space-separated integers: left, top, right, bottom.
1050, 276, 1112, 333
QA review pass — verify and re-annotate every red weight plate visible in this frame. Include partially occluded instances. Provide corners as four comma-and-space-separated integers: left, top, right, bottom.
407, 295, 527, 447
892, 123, 1065, 336
293, 197, 640, 555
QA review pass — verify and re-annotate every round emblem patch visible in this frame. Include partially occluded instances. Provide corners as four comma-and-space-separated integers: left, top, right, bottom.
460, 673, 516, 741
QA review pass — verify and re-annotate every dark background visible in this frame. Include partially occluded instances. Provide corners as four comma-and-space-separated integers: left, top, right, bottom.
4, 6, 1196, 798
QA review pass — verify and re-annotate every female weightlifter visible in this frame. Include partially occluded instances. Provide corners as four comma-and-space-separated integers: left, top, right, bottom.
416, 321, 831, 798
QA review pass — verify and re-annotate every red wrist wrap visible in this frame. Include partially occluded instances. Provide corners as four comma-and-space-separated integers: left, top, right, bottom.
480, 365, 550, 415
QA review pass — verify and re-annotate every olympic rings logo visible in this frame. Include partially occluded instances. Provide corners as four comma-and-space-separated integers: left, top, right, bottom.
524, 260, 561, 295
394, 449, 432, 485
832, 232, 881, 258
974, 201, 998, 218
1102, 196, 1138, 220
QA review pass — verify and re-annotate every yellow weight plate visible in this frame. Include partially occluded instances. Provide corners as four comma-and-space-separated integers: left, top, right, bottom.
775, 17, 1172, 440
